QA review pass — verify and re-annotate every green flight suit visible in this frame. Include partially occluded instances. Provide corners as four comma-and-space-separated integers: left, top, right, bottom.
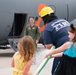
25, 24, 41, 47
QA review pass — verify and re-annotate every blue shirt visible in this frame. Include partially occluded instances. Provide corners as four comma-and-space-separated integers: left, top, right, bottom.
63, 42, 76, 57
43, 19, 70, 48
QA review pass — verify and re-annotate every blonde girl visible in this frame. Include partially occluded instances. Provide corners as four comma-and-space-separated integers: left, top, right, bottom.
11, 36, 36, 75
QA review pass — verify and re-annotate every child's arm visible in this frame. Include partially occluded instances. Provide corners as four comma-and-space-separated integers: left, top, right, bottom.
23, 59, 32, 75
11, 57, 14, 67
11, 52, 18, 67
45, 42, 70, 58
51, 52, 63, 58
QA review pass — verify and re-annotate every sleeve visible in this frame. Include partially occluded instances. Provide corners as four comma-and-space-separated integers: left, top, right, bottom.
13, 52, 19, 58
43, 29, 53, 45
36, 26, 41, 40
24, 25, 28, 35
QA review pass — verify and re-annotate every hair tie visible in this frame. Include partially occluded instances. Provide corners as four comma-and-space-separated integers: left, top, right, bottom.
70, 24, 75, 31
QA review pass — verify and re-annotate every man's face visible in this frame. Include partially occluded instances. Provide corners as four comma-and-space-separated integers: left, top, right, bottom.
30, 18, 34, 25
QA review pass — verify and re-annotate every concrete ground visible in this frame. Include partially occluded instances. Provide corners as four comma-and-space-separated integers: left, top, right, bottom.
0, 44, 53, 75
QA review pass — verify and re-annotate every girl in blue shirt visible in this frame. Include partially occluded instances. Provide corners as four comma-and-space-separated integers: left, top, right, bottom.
45, 24, 76, 75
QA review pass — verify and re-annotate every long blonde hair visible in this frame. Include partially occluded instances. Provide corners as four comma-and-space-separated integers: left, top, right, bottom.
17, 36, 36, 61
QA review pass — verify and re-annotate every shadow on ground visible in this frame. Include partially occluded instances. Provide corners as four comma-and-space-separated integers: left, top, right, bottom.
0, 52, 14, 57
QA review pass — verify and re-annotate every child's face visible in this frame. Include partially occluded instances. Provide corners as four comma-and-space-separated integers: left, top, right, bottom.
68, 31, 75, 41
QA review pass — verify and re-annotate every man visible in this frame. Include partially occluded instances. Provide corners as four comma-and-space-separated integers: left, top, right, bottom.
38, 4, 70, 75
25, 17, 41, 47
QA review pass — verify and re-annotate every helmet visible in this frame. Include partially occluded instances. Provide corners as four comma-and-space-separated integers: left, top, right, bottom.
38, 4, 47, 14
38, 4, 54, 17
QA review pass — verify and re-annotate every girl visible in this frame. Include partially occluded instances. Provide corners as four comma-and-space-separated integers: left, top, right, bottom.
11, 36, 36, 75
45, 24, 76, 75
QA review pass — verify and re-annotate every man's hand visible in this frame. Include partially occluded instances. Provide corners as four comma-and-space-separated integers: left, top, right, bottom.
36, 40, 39, 44
45, 44, 53, 49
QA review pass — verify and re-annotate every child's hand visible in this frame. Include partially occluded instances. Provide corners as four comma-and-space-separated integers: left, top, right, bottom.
44, 54, 50, 59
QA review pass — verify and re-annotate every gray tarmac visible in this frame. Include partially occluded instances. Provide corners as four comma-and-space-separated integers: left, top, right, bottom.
0, 44, 54, 75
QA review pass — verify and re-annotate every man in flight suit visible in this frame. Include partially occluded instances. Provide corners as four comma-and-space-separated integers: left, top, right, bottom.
25, 17, 41, 47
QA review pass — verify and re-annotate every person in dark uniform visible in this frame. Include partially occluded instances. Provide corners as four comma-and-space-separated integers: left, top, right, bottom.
38, 4, 70, 75
25, 17, 41, 47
